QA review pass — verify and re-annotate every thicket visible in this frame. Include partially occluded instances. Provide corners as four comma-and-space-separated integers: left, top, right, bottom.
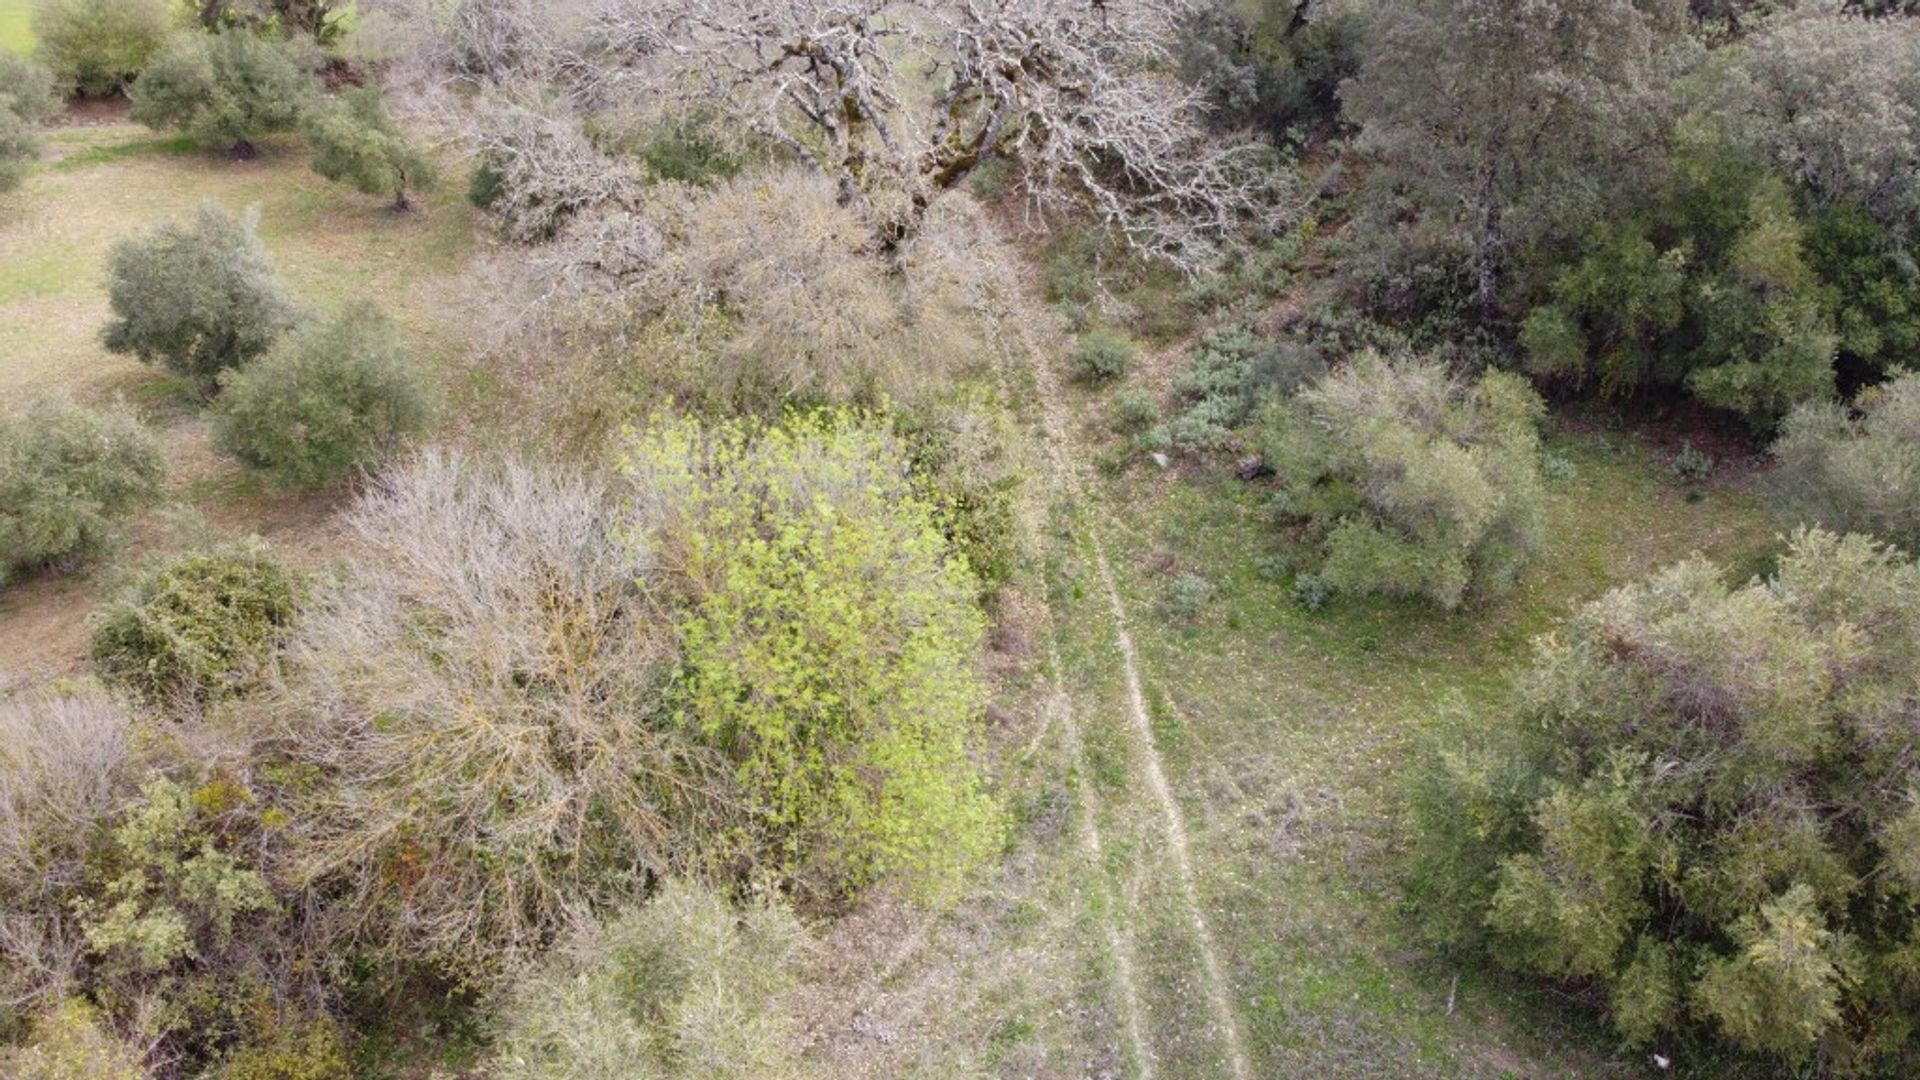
0, 401, 165, 587
130, 30, 319, 157
89, 542, 301, 707
213, 302, 436, 489
30, 0, 173, 97
1260, 353, 1547, 609
623, 413, 1003, 903
1770, 369, 1920, 549
492, 879, 807, 1080
103, 202, 298, 397
1409, 530, 1920, 1070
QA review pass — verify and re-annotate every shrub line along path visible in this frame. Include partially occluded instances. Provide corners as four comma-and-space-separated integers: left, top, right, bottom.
1013, 295, 1254, 1080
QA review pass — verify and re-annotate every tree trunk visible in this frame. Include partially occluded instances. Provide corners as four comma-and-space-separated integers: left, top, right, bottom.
392, 188, 416, 213
230, 139, 258, 161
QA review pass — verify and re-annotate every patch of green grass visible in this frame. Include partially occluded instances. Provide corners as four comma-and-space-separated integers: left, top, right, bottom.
0, 0, 31, 56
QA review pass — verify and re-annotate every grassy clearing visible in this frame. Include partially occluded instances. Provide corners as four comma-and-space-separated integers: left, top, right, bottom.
0, 0, 28, 56
1046, 387, 1776, 1076
0, 121, 479, 673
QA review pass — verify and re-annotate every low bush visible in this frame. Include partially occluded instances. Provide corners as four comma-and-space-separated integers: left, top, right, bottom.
213, 302, 436, 489
89, 542, 301, 707
103, 202, 298, 397
1158, 326, 1325, 453
623, 413, 1003, 903
1770, 369, 1920, 548
1070, 330, 1135, 384
0, 52, 60, 124
274, 450, 735, 979
896, 397, 1022, 602
0, 400, 165, 586
130, 30, 318, 157
492, 879, 807, 1080
1110, 388, 1159, 433
0, 998, 146, 1080
30, 0, 173, 97
1408, 530, 1920, 1069
213, 1015, 350, 1080
0, 688, 136, 1021
0, 108, 38, 191
1260, 353, 1546, 609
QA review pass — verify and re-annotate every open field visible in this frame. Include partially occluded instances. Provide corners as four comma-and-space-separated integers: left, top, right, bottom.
0, 117, 479, 673
0, 0, 28, 56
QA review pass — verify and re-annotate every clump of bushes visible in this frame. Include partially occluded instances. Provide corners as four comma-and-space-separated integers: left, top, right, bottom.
624, 413, 1003, 902
1260, 353, 1546, 609
89, 542, 301, 707
214, 302, 436, 489
0, 53, 59, 191
30, 0, 173, 98
130, 29, 318, 158
272, 450, 733, 978
1408, 530, 1920, 1069
1070, 329, 1135, 384
0, 998, 146, 1080
1770, 369, 1920, 549
303, 86, 436, 211
0, 400, 165, 587
492, 879, 806, 1080
1158, 325, 1325, 453
103, 202, 298, 397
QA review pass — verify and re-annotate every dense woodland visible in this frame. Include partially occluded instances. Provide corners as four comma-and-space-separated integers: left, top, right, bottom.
1, 0, 1919, 1077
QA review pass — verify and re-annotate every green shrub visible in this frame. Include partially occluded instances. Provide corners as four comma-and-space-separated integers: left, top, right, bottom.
1070, 329, 1134, 384
303, 86, 436, 210
1408, 530, 1920, 1068
0, 999, 145, 1080
89, 542, 300, 706
1159, 572, 1216, 620
0, 108, 37, 191
31, 0, 172, 97
1260, 353, 1547, 609
103, 202, 298, 397
130, 30, 317, 156
1770, 370, 1920, 549
0, 53, 60, 124
623, 413, 1003, 903
0, 400, 165, 586
1110, 388, 1159, 433
213, 302, 436, 489
1158, 326, 1325, 452
1669, 440, 1715, 484
215, 1016, 350, 1080
896, 397, 1022, 602
493, 879, 806, 1080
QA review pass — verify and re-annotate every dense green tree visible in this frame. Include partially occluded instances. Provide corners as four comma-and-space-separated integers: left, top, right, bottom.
1175, 0, 1362, 141
303, 87, 435, 210
213, 302, 437, 488
1770, 370, 1920, 549
1342, 0, 1685, 318
1410, 529, 1920, 1069
102, 202, 298, 396
195, 0, 345, 44
30, 0, 173, 98
0, 52, 59, 124
130, 30, 319, 158
1260, 352, 1547, 609
0, 401, 165, 587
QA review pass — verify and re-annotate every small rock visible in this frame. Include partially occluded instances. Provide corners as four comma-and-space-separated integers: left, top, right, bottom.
1151, 452, 1171, 470
1236, 455, 1273, 481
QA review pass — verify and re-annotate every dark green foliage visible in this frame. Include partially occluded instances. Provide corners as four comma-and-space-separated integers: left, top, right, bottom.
1070, 330, 1135, 384
634, 108, 743, 186
1805, 202, 1920, 377
303, 87, 436, 210
30, 0, 172, 97
196, 1, 346, 46
102, 202, 298, 396
1158, 325, 1324, 453
1770, 369, 1920, 549
897, 399, 1022, 602
130, 29, 318, 156
214, 302, 435, 488
1409, 530, 1920, 1068
1175, 0, 1362, 141
1260, 353, 1547, 609
0, 400, 164, 586
89, 543, 300, 706
1522, 137, 1839, 423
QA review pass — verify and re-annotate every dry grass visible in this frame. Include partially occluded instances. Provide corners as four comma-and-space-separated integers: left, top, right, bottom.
0, 121, 479, 674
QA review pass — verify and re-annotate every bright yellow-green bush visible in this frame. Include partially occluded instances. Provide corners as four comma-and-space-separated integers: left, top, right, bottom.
623, 412, 1003, 903
0, 999, 146, 1080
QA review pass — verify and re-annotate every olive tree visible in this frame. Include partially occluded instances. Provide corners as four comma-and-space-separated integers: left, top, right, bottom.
1770, 369, 1920, 548
1260, 352, 1548, 609
0, 401, 165, 586
1409, 529, 1920, 1069
130, 29, 320, 158
213, 301, 436, 488
0, 52, 59, 124
102, 202, 298, 396
30, 0, 173, 97
303, 86, 436, 210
